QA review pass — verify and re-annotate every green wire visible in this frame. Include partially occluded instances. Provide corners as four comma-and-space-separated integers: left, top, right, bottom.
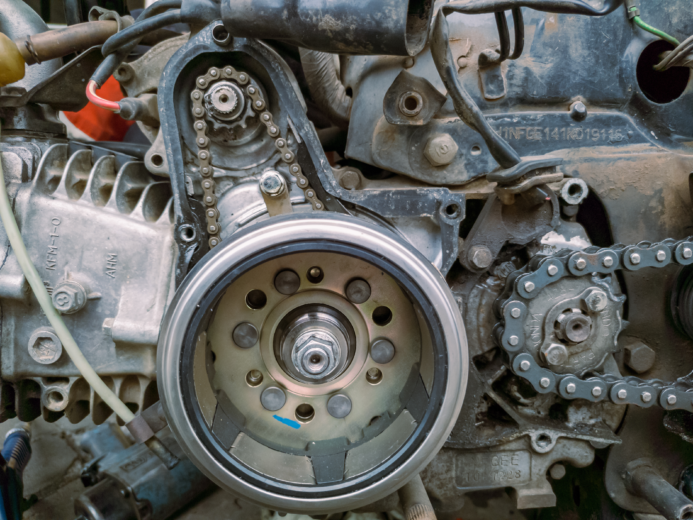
630, 7, 680, 47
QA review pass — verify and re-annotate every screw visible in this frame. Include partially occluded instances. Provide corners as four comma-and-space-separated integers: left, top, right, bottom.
624, 341, 656, 374
52, 280, 88, 314
327, 394, 352, 418
641, 392, 652, 403
519, 360, 531, 371
540, 377, 551, 388
617, 389, 628, 400
524, 281, 535, 293
260, 386, 286, 411
259, 170, 286, 196
338, 170, 361, 190
630, 253, 641, 265
656, 250, 666, 262
541, 343, 569, 366
28, 328, 63, 365
510, 308, 522, 319
667, 394, 677, 405
370, 339, 396, 364
468, 245, 493, 270
603, 256, 614, 268
566, 383, 577, 394
592, 386, 602, 397
569, 101, 587, 121
684, 247, 693, 259
547, 264, 559, 276
575, 258, 587, 270
424, 134, 459, 167
508, 335, 519, 346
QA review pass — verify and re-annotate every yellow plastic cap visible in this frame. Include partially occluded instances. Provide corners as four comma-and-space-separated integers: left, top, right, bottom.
0, 33, 25, 87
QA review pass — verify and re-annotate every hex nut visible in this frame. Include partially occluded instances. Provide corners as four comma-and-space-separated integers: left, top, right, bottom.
52, 280, 88, 314
468, 245, 493, 270
424, 134, 459, 167
259, 170, 286, 196
541, 343, 569, 366
338, 170, 362, 190
28, 328, 63, 365
624, 341, 656, 374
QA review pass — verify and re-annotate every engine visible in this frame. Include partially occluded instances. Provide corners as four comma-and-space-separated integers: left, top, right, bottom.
1, 0, 693, 518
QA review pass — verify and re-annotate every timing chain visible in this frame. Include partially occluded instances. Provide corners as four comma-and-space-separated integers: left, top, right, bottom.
190, 66, 324, 249
496, 237, 693, 412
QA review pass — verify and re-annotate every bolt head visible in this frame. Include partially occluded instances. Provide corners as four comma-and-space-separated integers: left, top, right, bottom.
624, 341, 656, 374
28, 328, 62, 365
524, 281, 536, 293
630, 252, 641, 265
468, 245, 493, 270
259, 170, 286, 196
52, 280, 88, 314
540, 377, 551, 388
575, 258, 587, 270
592, 386, 603, 397
667, 394, 677, 405
566, 383, 577, 394
519, 359, 531, 371
541, 343, 569, 366
338, 170, 361, 190
617, 389, 628, 400
293, 334, 340, 377
424, 134, 459, 167
585, 289, 608, 312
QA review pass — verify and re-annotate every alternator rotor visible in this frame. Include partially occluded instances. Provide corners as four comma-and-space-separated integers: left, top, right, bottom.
157, 213, 468, 514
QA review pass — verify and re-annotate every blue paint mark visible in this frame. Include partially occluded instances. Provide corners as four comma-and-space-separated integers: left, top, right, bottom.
273, 415, 301, 429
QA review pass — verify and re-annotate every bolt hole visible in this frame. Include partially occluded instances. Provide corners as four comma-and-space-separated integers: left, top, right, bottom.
568, 183, 582, 197
366, 367, 383, 385
179, 225, 196, 242
151, 154, 164, 167
220, 94, 229, 103
403, 95, 419, 111
536, 433, 552, 447
212, 24, 230, 44
246, 370, 263, 387
47, 391, 63, 405
637, 40, 690, 104
295, 403, 315, 423
372, 306, 393, 326
471, 145, 482, 155
246, 289, 267, 310
307, 266, 324, 284
444, 203, 461, 218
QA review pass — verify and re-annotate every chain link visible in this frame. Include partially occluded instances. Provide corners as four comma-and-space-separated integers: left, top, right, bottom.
496, 238, 693, 411
190, 66, 323, 249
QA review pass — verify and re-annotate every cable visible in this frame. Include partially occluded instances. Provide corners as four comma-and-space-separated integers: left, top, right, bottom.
442, 0, 621, 16
630, 8, 680, 46
0, 127, 135, 424
86, 79, 121, 112
656, 34, 693, 70
509, 7, 525, 59
101, 9, 182, 57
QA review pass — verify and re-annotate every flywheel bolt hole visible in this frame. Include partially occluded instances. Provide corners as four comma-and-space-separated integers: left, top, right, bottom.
295, 403, 315, 423
372, 306, 393, 326
246, 289, 267, 310
366, 367, 383, 385
246, 370, 263, 387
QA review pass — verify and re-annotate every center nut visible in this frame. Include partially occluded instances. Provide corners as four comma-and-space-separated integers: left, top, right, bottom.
275, 304, 355, 384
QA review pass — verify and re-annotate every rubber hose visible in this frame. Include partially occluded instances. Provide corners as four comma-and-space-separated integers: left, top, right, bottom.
299, 48, 352, 130
101, 10, 182, 57
0, 127, 135, 424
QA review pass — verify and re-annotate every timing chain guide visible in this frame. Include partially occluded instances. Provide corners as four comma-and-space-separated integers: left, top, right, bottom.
496, 238, 693, 411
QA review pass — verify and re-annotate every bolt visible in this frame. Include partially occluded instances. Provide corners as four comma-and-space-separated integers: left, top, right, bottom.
569, 101, 587, 121
338, 170, 361, 190
559, 178, 588, 206
617, 389, 628, 400
366, 367, 383, 384
575, 258, 587, 270
260, 386, 286, 411
556, 311, 592, 343
630, 253, 641, 265
259, 170, 286, 196
274, 270, 300, 295
468, 245, 493, 270
52, 280, 88, 314
370, 339, 396, 364
603, 256, 614, 268
28, 328, 63, 365
540, 377, 551, 388
656, 250, 667, 262
641, 391, 652, 403
541, 343, 569, 366
232, 322, 258, 348
345, 279, 371, 304
667, 394, 677, 405
623, 340, 656, 374
585, 289, 608, 312
566, 383, 577, 394
592, 386, 603, 397
510, 308, 522, 319
684, 247, 693, 259
508, 335, 519, 346
524, 281, 535, 293
327, 394, 352, 418
550, 464, 567, 480
547, 264, 559, 276
424, 134, 459, 167
519, 360, 531, 371
246, 370, 263, 386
